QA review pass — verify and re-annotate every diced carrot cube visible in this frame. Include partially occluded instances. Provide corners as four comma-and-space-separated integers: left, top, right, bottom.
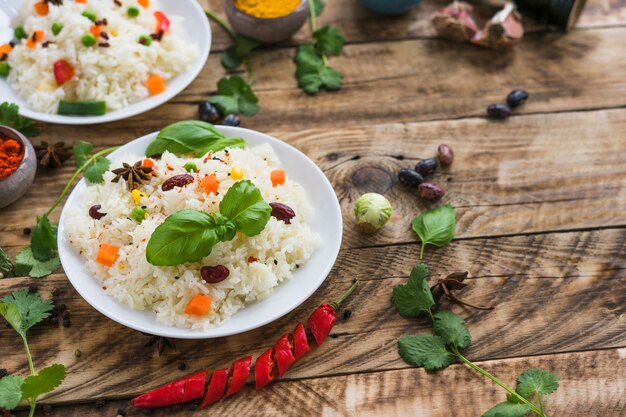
34, 1, 49, 16
142, 159, 154, 168
90, 25, 102, 37
75, 0, 86, 3
96, 244, 120, 267
185, 294, 212, 316
0, 44, 12, 55
138, 0, 150, 8
26, 31, 45, 49
271, 169, 285, 187
146, 74, 166, 95
202, 174, 219, 195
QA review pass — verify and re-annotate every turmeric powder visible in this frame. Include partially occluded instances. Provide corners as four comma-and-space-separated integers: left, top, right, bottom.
234, 0, 301, 18
0, 136, 24, 180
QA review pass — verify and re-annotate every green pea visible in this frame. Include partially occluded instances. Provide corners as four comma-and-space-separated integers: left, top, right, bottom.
0, 62, 10, 77
138, 34, 152, 46
131, 206, 148, 223
127, 7, 139, 17
82, 10, 97, 22
184, 162, 197, 173
14, 27, 27, 40
82, 33, 97, 47
52, 22, 64, 36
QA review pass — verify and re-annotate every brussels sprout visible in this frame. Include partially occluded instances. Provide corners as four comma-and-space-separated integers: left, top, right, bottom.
354, 193, 392, 234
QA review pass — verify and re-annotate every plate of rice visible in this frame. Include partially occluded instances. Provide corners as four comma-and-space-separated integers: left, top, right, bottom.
57, 123, 342, 338
0, 0, 209, 124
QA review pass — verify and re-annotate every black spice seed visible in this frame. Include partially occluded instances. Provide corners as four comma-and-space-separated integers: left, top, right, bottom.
330, 333, 339, 339
0, 53, 7, 61
101, 32, 109, 40
274, 259, 278, 265
95, 399, 106, 409
61, 310, 70, 319
296, 264, 300, 269
62, 318, 71, 328
28, 284, 38, 293
114, 0, 122, 6
177, 362, 187, 371
42, 404, 52, 414
42, 41, 53, 48
51, 307, 58, 315
23, 227, 31, 235
51, 287, 60, 297
74, 349, 82, 358
98, 42, 110, 48
342, 309, 352, 319
174, 276, 180, 280
50, 316, 59, 325
57, 303, 67, 312
0, 368, 8, 378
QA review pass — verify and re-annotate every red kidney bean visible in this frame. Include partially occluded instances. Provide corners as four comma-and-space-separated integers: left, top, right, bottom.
201, 265, 230, 284
418, 182, 446, 200
269, 202, 295, 224
437, 144, 454, 166
88, 205, 107, 220
162, 174, 194, 191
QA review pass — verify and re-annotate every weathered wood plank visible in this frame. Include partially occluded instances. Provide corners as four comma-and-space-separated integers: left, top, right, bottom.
1, 229, 624, 403
2, 108, 625, 252
10, 348, 626, 416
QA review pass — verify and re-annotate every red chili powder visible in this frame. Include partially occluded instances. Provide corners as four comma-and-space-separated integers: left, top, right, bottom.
0, 134, 24, 180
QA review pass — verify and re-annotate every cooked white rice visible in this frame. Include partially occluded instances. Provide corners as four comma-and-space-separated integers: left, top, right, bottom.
64, 144, 320, 330
7, 0, 198, 113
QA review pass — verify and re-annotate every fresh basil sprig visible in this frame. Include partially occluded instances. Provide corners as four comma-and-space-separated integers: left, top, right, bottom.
412, 204, 456, 259
146, 121, 246, 157
146, 180, 271, 266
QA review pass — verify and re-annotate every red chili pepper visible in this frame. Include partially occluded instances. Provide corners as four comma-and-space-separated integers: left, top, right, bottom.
224, 356, 252, 398
308, 281, 359, 345
200, 368, 229, 409
292, 322, 310, 360
274, 333, 296, 377
53, 59, 74, 85
131, 370, 207, 408
154, 11, 170, 33
255, 347, 277, 389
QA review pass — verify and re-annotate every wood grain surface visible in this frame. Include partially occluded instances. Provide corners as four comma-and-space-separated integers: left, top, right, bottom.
1, 0, 625, 415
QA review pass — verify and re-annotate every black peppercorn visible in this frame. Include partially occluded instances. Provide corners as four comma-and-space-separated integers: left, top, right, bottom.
177, 362, 187, 371
51, 287, 60, 297
57, 303, 67, 312
28, 284, 38, 293
23, 227, 31, 235
51, 316, 59, 325
95, 399, 106, 409
342, 309, 352, 319
61, 310, 71, 319
0, 368, 8, 378
62, 318, 71, 328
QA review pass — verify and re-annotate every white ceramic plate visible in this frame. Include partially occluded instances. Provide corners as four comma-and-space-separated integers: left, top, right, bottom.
57, 127, 343, 339
0, 0, 211, 125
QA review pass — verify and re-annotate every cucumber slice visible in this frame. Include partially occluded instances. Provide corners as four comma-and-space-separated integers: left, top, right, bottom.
58, 101, 107, 116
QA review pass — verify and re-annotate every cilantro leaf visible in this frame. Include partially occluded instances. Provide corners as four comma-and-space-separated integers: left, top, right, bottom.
73, 140, 93, 168
208, 76, 259, 116
20, 364, 66, 400
398, 334, 455, 371
294, 44, 343, 94
516, 369, 559, 399
433, 310, 472, 350
0, 375, 25, 410
0, 303, 22, 335
221, 35, 259, 70
0, 102, 38, 137
313, 25, 344, 56
14, 246, 61, 278
481, 401, 531, 417
1, 289, 54, 334
312, 0, 325, 16
83, 156, 111, 184
31, 215, 57, 262
0, 246, 14, 276
412, 204, 456, 259
392, 264, 435, 317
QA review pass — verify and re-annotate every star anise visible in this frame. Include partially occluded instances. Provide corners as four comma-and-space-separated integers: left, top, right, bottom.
431, 271, 494, 310
111, 160, 154, 190
143, 333, 177, 356
34, 141, 72, 169
45, 0, 64, 5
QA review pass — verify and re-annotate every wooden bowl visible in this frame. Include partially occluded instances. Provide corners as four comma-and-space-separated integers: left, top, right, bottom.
225, 0, 309, 44
0, 126, 37, 209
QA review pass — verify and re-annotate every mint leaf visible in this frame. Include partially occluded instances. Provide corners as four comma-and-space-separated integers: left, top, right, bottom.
83, 156, 110, 184
294, 44, 343, 94
1, 289, 54, 333
73, 140, 93, 168
516, 369, 559, 399
31, 215, 57, 262
412, 204, 456, 259
208, 76, 259, 116
481, 401, 531, 417
20, 364, 66, 400
14, 246, 61, 278
0, 102, 38, 137
219, 180, 271, 236
146, 121, 246, 157
312, 0, 325, 16
0, 375, 25, 410
0, 246, 14, 276
146, 210, 237, 266
398, 334, 455, 371
313, 25, 344, 56
221, 35, 259, 70
433, 310, 472, 350
392, 264, 435, 317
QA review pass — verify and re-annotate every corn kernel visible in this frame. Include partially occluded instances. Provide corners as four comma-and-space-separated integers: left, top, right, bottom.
111, 29, 119, 37
231, 166, 244, 181
131, 189, 145, 203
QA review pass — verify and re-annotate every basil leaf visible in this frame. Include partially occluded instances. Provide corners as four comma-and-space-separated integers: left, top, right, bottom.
146, 210, 237, 266
411, 204, 455, 259
146, 121, 246, 157
219, 180, 271, 236
31, 215, 57, 262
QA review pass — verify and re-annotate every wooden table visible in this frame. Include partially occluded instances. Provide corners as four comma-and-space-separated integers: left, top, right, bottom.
1, 0, 625, 415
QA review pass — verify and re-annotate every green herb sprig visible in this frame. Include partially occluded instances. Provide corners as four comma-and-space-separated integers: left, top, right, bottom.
294, 0, 345, 94
412, 204, 456, 259
0, 102, 38, 137
146, 180, 271, 266
0, 290, 66, 417
393, 265, 559, 417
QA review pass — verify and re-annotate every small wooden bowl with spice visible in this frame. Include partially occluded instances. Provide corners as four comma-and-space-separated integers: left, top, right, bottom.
0, 126, 37, 209
225, 0, 310, 44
